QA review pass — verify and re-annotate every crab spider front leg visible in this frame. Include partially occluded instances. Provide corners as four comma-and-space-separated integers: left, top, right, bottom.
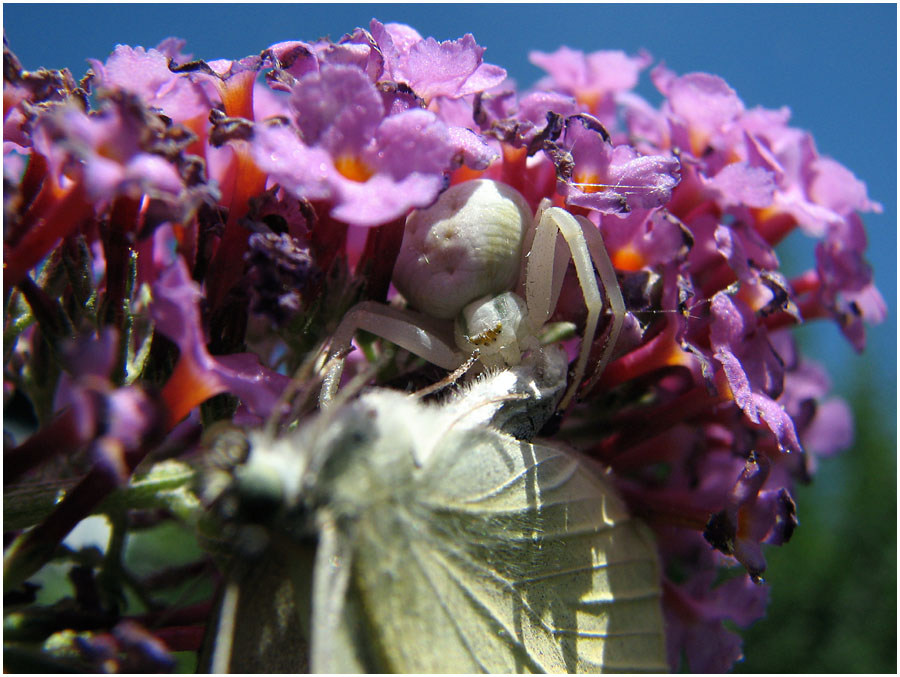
577, 212, 626, 392
319, 302, 461, 406
525, 203, 625, 410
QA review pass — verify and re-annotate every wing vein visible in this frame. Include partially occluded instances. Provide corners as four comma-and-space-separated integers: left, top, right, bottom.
404, 525, 491, 672
414, 534, 554, 673
512, 556, 656, 585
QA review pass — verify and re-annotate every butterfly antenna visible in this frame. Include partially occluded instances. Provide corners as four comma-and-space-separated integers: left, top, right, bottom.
261, 341, 330, 440
305, 352, 389, 474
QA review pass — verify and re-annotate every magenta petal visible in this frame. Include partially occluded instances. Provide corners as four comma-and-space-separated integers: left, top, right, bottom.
714, 225, 753, 283
30, 97, 189, 207
381, 21, 424, 52
667, 72, 744, 133
757, 488, 798, 546
517, 91, 579, 126
531, 46, 651, 96
251, 124, 335, 201
710, 293, 758, 417
254, 96, 455, 227
123, 154, 185, 197
397, 33, 507, 100
731, 538, 768, 580
330, 173, 444, 227
809, 156, 882, 216
214, 353, 291, 420
709, 291, 801, 453
744, 131, 785, 180
290, 65, 384, 152
447, 126, 498, 169
705, 454, 798, 579
461, 62, 508, 97
802, 397, 853, 457
369, 20, 424, 77
713, 574, 770, 627
89, 45, 211, 124
666, 573, 768, 672
372, 109, 454, 177
557, 116, 679, 213
104, 387, 165, 452
148, 226, 290, 419
752, 393, 802, 453
705, 162, 776, 208
606, 146, 681, 209
147, 235, 205, 354
81, 155, 126, 201
317, 40, 382, 81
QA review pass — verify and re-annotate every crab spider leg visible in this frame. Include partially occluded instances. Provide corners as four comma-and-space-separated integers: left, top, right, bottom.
522, 200, 570, 329
576, 213, 625, 394
319, 301, 460, 406
526, 206, 601, 410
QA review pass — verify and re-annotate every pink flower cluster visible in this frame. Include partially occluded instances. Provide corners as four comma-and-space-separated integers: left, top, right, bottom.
3, 20, 883, 672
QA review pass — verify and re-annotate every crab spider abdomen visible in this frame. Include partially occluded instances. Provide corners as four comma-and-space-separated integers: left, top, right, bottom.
393, 179, 532, 319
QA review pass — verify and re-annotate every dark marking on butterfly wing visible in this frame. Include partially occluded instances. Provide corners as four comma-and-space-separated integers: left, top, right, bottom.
200, 540, 311, 673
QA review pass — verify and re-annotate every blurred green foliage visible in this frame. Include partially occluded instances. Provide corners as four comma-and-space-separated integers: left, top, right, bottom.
738, 374, 897, 673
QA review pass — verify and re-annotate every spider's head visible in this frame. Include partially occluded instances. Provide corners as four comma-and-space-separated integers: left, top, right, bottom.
453, 291, 533, 368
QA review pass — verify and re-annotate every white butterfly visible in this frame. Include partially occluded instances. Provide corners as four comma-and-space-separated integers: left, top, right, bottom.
203, 348, 667, 673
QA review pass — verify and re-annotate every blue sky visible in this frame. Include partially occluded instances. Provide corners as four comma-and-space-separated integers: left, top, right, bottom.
4, 3, 896, 405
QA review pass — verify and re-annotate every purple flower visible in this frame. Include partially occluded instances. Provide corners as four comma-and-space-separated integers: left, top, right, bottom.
34, 329, 165, 468
809, 156, 883, 216
31, 100, 184, 204
739, 107, 883, 237
550, 113, 681, 213
88, 43, 212, 125
262, 39, 320, 85
664, 564, 769, 672
532, 46, 652, 97
25, 89, 215, 233
475, 89, 578, 153
771, 332, 854, 473
813, 214, 886, 351
369, 20, 507, 102
149, 225, 290, 424
703, 453, 798, 580
530, 46, 652, 130
702, 161, 776, 209
709, 292, 802, 454
2, 48, 84, 147
655, 70, 745, 162
253, 65, 456, 227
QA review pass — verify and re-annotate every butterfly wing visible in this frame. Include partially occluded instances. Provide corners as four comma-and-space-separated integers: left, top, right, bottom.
200, 539, 311, 673
346, 426, 667, 673
307, 513, 379, 673
210, 389, 666, 672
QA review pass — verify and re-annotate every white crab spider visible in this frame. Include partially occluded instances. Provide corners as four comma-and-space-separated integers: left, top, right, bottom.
320, 178, 626, 412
